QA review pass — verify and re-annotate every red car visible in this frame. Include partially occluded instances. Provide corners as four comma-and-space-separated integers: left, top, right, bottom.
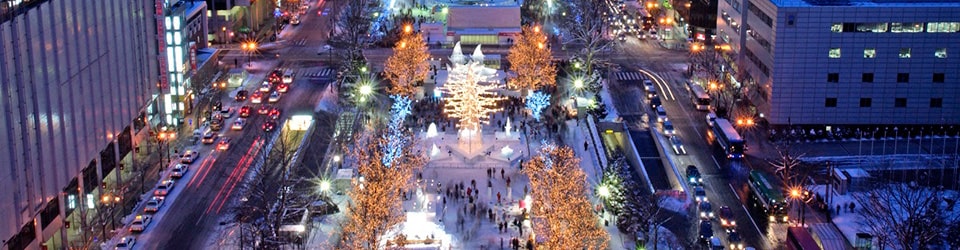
258, 105, 272, 114
251, 91, 264, 104
277, 83, 289, 93
239, 106, 251, 117
268, 108, 281, 120
262, 121, 277, 132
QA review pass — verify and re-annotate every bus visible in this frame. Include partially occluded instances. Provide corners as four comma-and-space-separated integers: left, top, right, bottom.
786, 227, 822, 250
690, 84, 711, 111
711, 118, 744, 159
748, 170, 789, 223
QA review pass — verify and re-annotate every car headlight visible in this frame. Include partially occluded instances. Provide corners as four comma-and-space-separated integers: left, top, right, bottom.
783, 216, 789, 222
700, 212, 706, 217
709, 212, 714, 217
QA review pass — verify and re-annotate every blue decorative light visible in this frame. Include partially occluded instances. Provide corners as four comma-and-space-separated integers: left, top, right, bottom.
381, 95, 413, 167
525, 91, 551, 122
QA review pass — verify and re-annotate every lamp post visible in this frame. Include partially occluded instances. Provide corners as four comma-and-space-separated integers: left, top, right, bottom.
156, 126, 176, 173
790, 187, 806, 227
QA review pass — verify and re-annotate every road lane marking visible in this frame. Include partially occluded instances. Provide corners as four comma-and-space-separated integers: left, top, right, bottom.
729, 183, 741, 201
741, 204, 766, 242
711, 155, 721, 171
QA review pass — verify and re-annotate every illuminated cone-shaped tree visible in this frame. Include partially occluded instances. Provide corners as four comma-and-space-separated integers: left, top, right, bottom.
507, 25, 557, 92
440, 44, 504, 141
340, 134, 425, 249
384, 25, 430, 98
523, 145, 609, 250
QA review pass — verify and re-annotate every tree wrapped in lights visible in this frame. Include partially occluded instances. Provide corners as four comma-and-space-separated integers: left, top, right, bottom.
507, 25, 557, 91
384, 26, 430, 98
440, 43, 504, 137
340, 134, 425, 249
523, 145, 609, 249
525, 91, 551, 122
381, 95, 412, 167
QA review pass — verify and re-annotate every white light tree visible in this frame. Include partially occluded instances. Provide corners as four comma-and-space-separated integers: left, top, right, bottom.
525, 91, 551, 122
440, 43, 504, 150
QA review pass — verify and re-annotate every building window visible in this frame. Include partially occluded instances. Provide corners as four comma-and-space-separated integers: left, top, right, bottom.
864, 48, 876, 58
931, 98, 943, 108
891, 23, 923, 33
927, 22, 960, 33
862, 73, 874, 83
827, 73, 839, 83
936, 48, 948, 58
829, 48, 841, 58
831, 23, 842, 33
856, 23, 888, 33
825, 98, 837, 107
896, 73, 909, 83
895, 98, 907, 108
860, 98, 872, 107
899, 48, 911, 58
934, 73, 945, 83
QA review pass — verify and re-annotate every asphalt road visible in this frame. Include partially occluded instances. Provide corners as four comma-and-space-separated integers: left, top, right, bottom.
132, 0, 342, 248
608, 35, 783, 248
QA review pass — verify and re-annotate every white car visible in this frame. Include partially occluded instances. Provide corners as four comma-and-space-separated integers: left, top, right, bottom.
706, 111, 717, 127
115, 236, 136, 249
220, 107, 234, 118
268, 91, 281, 103
656, 106, 668, 123
144, 196, 165, 213
171, 163, 188, 178
129, 215, 152, 232
232, 118, 245, 130
260, 82, 272, 92
291, 15, 301, 25
180, 150, 199, 164
154, 179, 175, 197
282, 69, 294, 84
662, 121, 675, 136
670, 136, 686, 155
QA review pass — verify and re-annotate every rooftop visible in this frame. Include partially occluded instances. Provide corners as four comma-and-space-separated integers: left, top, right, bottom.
773, 0, 960, 7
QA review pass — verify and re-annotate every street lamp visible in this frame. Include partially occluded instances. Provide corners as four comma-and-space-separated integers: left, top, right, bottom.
156, 126, 176, 172
790, 187, 806, 227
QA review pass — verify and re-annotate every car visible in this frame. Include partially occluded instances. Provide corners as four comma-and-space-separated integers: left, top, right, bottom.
290, 15, 301, 25
694, 186, 708, 203
656, 106, 668, 123
212, 101, 223, 112
706, 111, 718, 127
251, 91, 264, 104
154, 179, 175, 196
214, 137, 230, 151
646, 88, 659, 99
282, 69, 294, 84
662, 121, 675, 136
650, 96, 661, 108
263, 120, 277, 132
232, 118, 245, 130
268, 91, 281, 103
235, 90, 248, 102
260, 82, 272, 92
201, 131, 217, 144
643, 79, 655, 92
115, 236, 136, 249
180, 150, 199, 164
171, 163, 188, 178
686, 165, 702, 185
718, 205, 736, 229
698, 219, 713, 240
144, 196, 165, 213
129, 215, 152, 232
728, 231, 745, 249
618, 33, 626, 42
209, 117, 223, 131
699, 201, 715, 219
670, 136, 687, 155
277, 83, 289, 93
258, 105, 272, 114
268, 108, 281, 120
269, 70, 283, 83
239, 106, 251, 117
708, 236, 724, 250
220, 107, 234, 118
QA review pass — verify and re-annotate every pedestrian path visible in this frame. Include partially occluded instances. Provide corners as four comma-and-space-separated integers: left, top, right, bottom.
301, 68, 335, 78
614, 71, 644, 82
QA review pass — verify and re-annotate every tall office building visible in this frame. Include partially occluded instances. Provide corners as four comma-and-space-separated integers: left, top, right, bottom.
0, 0, 159, 249
716, 0, 960, 125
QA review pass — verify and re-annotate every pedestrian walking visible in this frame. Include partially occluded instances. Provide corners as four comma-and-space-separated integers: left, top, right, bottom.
506, 177, 512, 187
836, 204, 841, 214
501, 168, 505, 179
497, 192, 502, 204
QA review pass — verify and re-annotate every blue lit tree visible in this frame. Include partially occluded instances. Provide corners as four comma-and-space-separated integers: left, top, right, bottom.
525, 91, 551, 122
381, 95, 412, 167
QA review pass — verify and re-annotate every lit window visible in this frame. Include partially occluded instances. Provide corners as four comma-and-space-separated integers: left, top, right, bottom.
864, 48, 876, 58
936, 48, 947, 58
831, 23, 842, 33
927, 22, 960, 33
829, 48, 841, 58
891, 23, 923, 33
856, 23, 888, 33
899, 48, 911, 58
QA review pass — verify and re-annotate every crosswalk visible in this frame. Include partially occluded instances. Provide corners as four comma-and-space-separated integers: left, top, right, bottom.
615, 71, 644, 81
302, 68, 334, 78
292, 39, 308, 46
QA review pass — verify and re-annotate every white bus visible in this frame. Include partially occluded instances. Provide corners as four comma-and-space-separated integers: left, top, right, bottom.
690, 84, 711, 111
